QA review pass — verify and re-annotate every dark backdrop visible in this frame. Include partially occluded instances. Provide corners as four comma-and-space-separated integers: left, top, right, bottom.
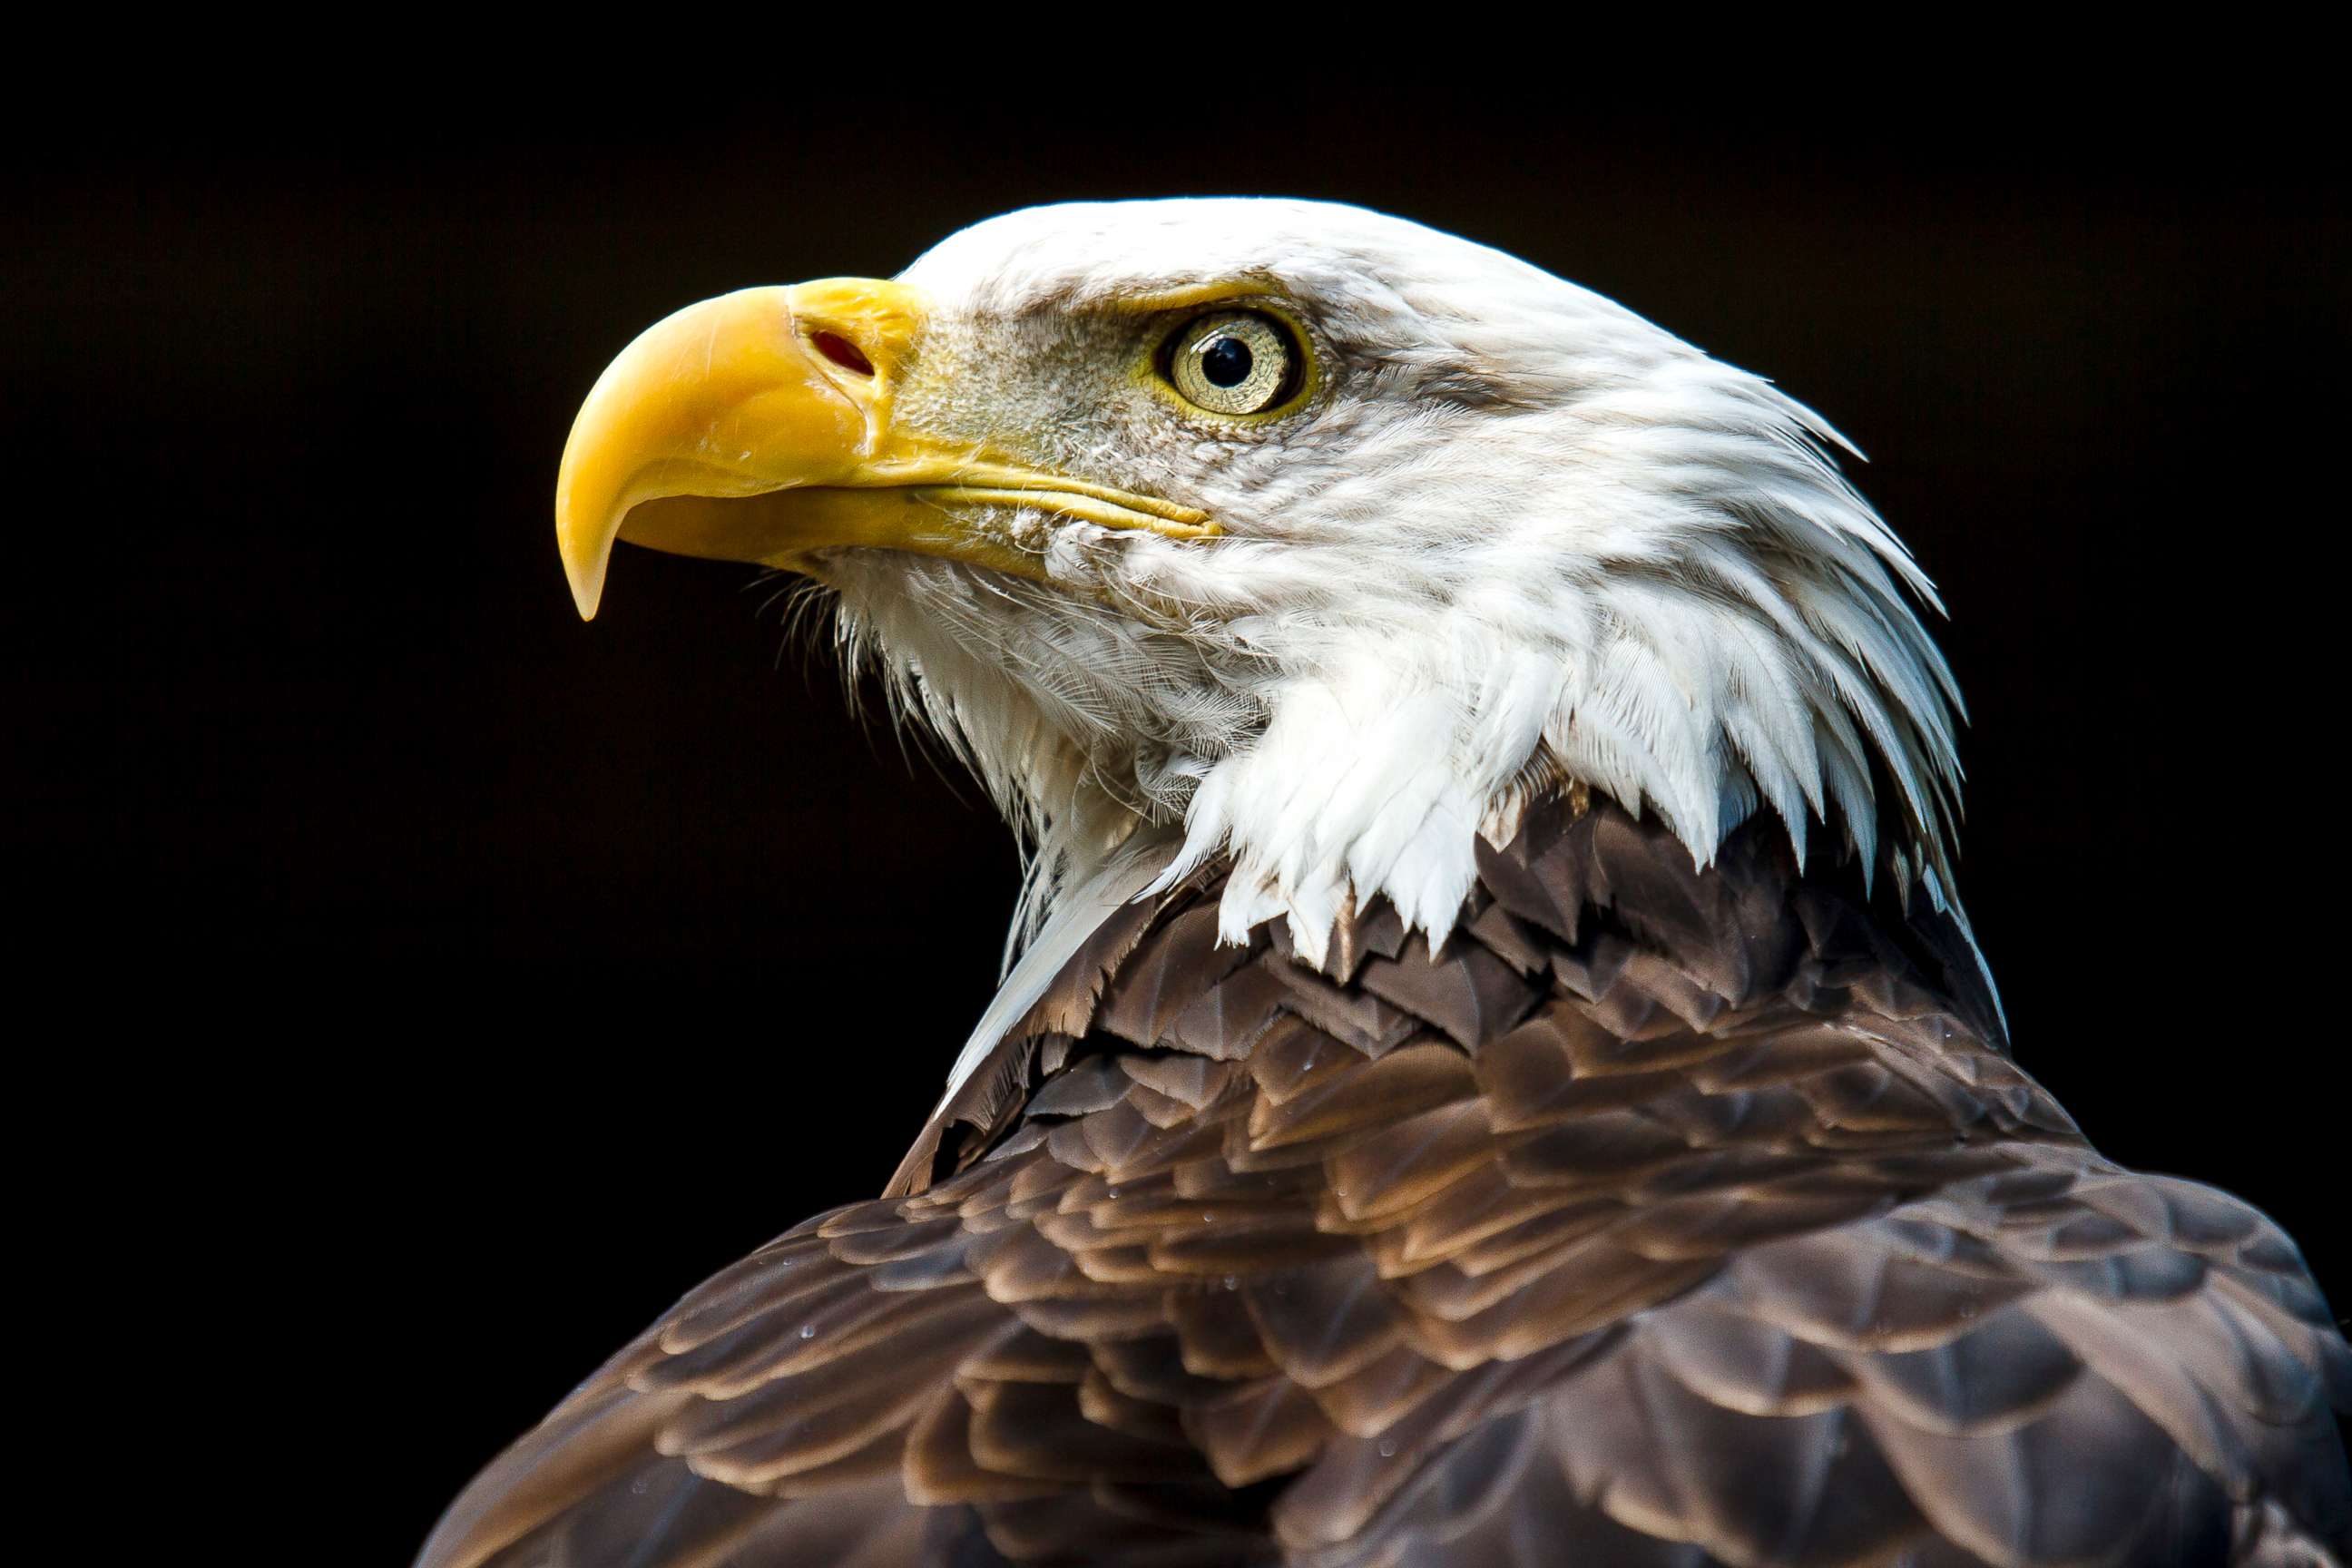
8, 92, 2344, 1560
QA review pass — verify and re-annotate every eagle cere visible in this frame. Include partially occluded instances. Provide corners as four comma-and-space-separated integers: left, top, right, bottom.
423, 200, 2351, 1567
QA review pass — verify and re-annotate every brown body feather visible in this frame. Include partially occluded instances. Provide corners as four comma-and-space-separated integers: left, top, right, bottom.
419, 797, 2352, 1567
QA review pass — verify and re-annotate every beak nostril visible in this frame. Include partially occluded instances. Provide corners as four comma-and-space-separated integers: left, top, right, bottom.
808, 330, 875, 377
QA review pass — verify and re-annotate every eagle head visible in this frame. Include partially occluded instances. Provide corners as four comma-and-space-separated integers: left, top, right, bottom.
558, 199, 1965, 973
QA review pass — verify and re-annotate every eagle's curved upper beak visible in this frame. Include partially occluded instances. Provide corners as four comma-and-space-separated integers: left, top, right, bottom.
555, 280, 1214, 620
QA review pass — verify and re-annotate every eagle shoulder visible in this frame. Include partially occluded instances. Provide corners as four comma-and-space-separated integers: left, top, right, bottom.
419, 799, 2352, 1568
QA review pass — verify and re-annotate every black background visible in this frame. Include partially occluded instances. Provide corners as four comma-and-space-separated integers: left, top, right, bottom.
8, 87, 2345, 1561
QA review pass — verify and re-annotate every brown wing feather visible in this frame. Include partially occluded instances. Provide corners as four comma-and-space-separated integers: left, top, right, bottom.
419, 798, 2352, 1568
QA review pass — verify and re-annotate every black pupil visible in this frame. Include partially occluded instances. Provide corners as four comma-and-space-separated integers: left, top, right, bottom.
1200, 335, 1254, 388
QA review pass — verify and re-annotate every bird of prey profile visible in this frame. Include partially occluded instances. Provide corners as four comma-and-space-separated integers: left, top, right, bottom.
421, 200, 2351, 1567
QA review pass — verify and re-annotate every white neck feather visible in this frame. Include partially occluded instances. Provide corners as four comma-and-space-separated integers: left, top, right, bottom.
816, 383, 1965, 984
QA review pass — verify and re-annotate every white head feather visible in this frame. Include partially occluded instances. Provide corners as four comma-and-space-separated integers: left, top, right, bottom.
803, 200, 1968, 1003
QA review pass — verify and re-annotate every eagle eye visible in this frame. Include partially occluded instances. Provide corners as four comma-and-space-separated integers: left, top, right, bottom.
1165, 310, 1299, 416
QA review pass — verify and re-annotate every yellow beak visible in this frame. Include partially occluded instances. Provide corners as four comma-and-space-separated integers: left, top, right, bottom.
554, 279, 1214, 620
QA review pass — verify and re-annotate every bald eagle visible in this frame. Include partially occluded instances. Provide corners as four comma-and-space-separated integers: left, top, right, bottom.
422, 201, 2350, 1567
